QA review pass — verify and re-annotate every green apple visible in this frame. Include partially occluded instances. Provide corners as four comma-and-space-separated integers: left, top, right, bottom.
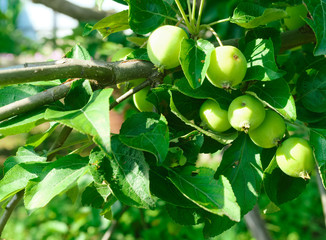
284, 4, 308, 30
249, 109, 286, 148
147, 25, 188, 69
111, 47, 134, 62
206, 46, 247, 89
276, 137, 315, 179
228, 95, 265, 132
133, 87, 156, 112
199, 99, 231, 132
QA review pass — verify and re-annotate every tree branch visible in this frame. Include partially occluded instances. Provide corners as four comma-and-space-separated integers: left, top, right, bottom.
0, 59, 155, 87
244, 205, 272, 240
316, 168, 326, 227
0, 190, 24, 236
31, 0, 113, 22
0, 79, 74, 121
222, 25, 315, 52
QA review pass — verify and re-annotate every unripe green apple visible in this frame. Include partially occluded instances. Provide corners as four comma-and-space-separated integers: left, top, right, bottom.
147, 25, 188, 69
206, 46, 247, 89
199, 99, 231, 132
249, 110, 286, 148
111, 47, 134, 62
276, 137, 315, 179
228, 95, 265, 132
284, 4, 308, 30
133, 87, 156, 112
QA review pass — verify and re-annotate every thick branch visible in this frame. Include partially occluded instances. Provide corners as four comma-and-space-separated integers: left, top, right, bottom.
222, 25, 315, 52
0, 59, 155, 87
31, 0, 112, 22
279, 25, 315, 52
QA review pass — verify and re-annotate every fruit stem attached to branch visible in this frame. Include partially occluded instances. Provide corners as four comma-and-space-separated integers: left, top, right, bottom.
207, 17, 231, 26
192, 0, 197, 22
207, 26, 223, 46
196, 0, 205, 32
174, 0, 192, 32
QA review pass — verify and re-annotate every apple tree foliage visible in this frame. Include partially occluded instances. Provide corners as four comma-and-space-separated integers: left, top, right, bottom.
0, 0, 326, 238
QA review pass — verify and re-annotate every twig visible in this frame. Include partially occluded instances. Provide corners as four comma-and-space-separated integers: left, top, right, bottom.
0, 79, 75, 121
0, 59, 154, 87
244, 205, 272, 240
101, 206, 129, 240
47, 125, 73, 161
316, 167, 326, 227
0, 190, 24, 236
110, 70, 164, 109
110, 80, 151, 109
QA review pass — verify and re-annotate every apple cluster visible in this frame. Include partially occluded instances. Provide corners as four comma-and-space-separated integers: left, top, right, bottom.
116, 24, 315, 180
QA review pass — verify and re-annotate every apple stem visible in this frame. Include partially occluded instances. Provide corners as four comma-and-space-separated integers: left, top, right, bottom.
192, 0, 197, 21
174, 0, 192, 32
187, 0, 192, 22
207, 26, 223, 46
196, 0, 205, 32
207, 17, 231, 27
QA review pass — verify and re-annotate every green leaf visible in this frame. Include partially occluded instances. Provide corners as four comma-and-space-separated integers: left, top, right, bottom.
173, 77, 239, 110
149, 166, 197, 208
4, 146, 47, 173
244, 27, 281, 53
65, 44, 91, 60
101, 136, 155, 209
89, 147, 110, 184
45, 89, 113, 155
0, 83, 59, 108
176, 132, 205, 164
26, 122, 59, 148
179, 39, 215, 89
92, 10, 129, 38
263, 156, 308, 205
64, 79, 93, 110
296, 101, 326, 125
215, 133, 263, 214
0, 162, 48, 202
169, 92, 237, 145
166, 204, 204, 225
24, 154, 89, 210
304, 0, 326, 55
310, 128, 326, 189
203, 214, 236, 238
113, 0, 128, 5
0, 108, 47, 136
168, 166, 241, 222
119, 112, 169, 164
244, 38, 285, 81
81, 182, 112, 208
296, 59, 326, 113
246, 78, 296, 121
127, 0, 175, 34
126, 36, 148, 47
231, 2, 287, 28
126, 48, 150, 61
162, 147, 186, 167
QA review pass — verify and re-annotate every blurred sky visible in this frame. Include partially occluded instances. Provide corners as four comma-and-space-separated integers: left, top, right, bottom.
16, 0, 128, 39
